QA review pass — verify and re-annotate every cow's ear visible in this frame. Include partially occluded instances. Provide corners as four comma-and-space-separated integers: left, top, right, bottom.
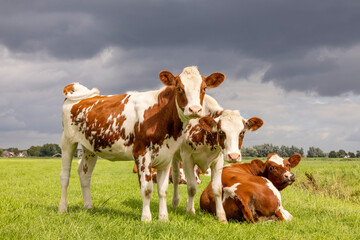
245, 117, 263, 131
205, 72, 225, 88
159, 70, 176, 86
199, 116, 217, 132
288, 154, 301, 168
251, 159, 265, 175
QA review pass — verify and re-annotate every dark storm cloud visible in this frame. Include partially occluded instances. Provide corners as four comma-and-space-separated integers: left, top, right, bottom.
1, 0, 360, 95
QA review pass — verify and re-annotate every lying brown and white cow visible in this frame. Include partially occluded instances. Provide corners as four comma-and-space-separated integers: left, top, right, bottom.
172, 110, 263, 223
59, 66, 225, 222
200, 153, 301, 222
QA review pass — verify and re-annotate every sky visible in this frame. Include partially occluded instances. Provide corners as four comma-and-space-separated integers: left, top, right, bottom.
0, 0, 359, 153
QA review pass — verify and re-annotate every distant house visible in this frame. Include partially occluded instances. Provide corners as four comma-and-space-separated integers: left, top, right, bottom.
302, 154, 307, 158
18, 151, 28, 157
344, 154, 350, 159
2, 151, 15, 157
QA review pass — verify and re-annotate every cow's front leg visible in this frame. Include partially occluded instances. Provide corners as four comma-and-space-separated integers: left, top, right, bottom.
136, 152, 153, 222
182, 154, 197, 215
211, 155, 227, 224
156, 164, 171, 221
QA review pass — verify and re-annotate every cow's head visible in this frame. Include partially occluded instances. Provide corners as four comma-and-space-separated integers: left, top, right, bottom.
159, 66, 224, 118
198, 110, 263, 163
251, 153, 301, 191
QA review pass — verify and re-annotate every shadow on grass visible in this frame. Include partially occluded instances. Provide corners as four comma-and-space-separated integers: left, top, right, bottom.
42, 204, 140, 220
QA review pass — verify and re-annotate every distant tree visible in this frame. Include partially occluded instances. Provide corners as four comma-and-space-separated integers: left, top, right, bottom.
40, 144, 61, 157
356, 151, 360, 158
0, 148, 3, 156
307, 147, 325, 158
28, 146, 41, 156
348, 152, 355, 158
299, 147, 304, 156
328, 151, 338, 158
337, 149, 347, 158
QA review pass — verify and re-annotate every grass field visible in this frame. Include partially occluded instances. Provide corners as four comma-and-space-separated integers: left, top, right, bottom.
1, 157, 359, 239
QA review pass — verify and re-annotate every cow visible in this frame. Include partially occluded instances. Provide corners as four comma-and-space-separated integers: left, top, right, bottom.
171, 110, 263, 223
59, 66, 225, 222
200, 153, 302, 222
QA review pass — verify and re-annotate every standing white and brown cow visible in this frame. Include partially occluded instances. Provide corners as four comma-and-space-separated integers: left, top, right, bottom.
171, 110, 263, 222
59, 66, 225, 222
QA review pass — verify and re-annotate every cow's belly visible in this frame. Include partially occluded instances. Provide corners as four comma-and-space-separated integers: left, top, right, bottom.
74, 131, 134, 161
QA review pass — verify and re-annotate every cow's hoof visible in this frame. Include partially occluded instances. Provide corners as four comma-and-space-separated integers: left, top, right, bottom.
159, 214, 169, 222
83, 202, 93, 209
187, 208, 196, 215
219, 218, 228, 224
58, 203, 67, 212
172, 198, 180, 207
141, 215, 152, 223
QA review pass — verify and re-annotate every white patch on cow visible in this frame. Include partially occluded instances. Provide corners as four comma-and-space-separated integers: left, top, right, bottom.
219, 110, 245, 158
179, 66, 203, 115
279, 206, 293, 221
264, 178, 281, 205
121, 88, 163, 136
269, 154, 285, 167
222, 183, 241, 203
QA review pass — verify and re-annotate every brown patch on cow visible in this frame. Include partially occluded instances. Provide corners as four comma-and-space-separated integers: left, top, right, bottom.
70, 94, 130, 152
132, 87, 183, 159
238, 130, 245, 149
145, 174, 152, 182
63, 83, 75, 96
83, 164, 88, 174
140, 166, 145, 172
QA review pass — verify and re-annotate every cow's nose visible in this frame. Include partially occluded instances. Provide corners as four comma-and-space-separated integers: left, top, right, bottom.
188, 106, 202, 116
290, 173, 295, 182
227, 153, 241, 163
285, 172, 295, 183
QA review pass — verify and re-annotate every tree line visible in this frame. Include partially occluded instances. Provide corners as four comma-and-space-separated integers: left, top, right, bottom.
1, 143, 359, 158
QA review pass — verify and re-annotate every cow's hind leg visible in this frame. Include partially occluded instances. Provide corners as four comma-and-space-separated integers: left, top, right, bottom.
156, 164, 171, 221
77, 147, 98, 209
136, 152, 153, 222
59, 136, 77, 212
171, 157, 181, 207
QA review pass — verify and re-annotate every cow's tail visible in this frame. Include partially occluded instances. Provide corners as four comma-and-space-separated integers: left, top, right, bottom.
63, 82, 100, 101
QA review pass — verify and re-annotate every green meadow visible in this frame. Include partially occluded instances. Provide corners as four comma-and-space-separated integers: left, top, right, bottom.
0, 157, 359, 239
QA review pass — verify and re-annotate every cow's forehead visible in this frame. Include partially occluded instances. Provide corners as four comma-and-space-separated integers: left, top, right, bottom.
268, 154, 285, 167
179, 66, 203, 90
219, 110, 244, 133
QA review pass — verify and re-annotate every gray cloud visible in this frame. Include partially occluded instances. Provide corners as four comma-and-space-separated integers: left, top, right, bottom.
1, 0, 360, 96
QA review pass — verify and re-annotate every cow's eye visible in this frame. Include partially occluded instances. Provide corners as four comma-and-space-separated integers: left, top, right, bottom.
203, 87, 207, 91
288, 164, 291, 168
177, 87, 182, 92
269, 166, 274, 171
219, 130, 225, 136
